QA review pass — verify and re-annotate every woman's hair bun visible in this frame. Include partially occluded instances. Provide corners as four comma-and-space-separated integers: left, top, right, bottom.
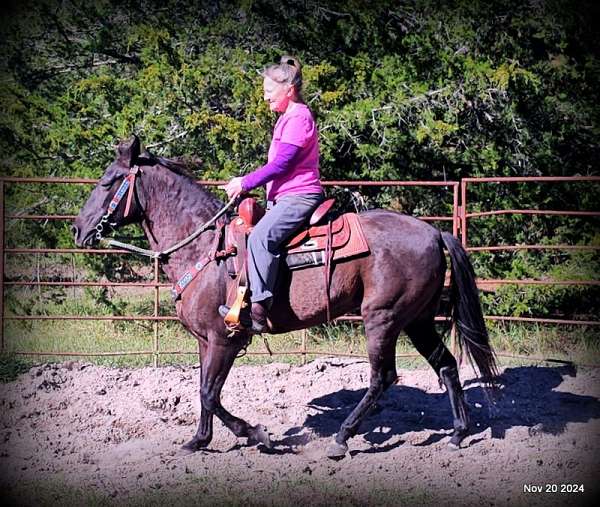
280, 55, 301, 70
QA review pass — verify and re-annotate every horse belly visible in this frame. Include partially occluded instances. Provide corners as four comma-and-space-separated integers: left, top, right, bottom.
269, 261, 363, 332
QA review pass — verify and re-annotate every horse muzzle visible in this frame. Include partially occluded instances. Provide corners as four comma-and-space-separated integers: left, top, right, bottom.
72, 225, 97, 248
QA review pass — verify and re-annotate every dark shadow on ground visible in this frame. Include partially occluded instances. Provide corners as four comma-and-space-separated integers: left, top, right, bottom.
286, 365, 600, 449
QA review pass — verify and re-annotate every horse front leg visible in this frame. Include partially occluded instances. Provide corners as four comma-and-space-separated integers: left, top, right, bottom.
181, 337, 271, 453
181, 339, 213, 453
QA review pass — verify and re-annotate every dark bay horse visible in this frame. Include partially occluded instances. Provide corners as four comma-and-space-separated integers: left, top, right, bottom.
73, 137, 498, 458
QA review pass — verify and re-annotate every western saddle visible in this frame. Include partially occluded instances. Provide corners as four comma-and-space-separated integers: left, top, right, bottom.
221, 197, 370, 332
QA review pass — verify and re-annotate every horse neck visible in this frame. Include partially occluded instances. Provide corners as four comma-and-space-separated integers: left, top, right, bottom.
138, 168, 223, 281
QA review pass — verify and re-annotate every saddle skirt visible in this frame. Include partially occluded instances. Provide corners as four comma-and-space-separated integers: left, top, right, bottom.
225, 197, 370, 275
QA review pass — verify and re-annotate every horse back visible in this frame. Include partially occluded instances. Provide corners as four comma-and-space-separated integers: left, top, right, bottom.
268, 209, 445, 332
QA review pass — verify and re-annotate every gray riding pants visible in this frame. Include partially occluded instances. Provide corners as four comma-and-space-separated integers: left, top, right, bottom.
247, 193, 324, 303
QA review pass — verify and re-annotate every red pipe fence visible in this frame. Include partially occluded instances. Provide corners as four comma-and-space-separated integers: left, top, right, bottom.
1, 176, 598, 366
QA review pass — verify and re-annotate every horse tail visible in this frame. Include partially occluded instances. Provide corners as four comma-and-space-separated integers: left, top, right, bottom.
441, 232, 499, 387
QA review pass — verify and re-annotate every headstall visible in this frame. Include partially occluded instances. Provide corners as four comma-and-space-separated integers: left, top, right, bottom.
95, 165, 140, 241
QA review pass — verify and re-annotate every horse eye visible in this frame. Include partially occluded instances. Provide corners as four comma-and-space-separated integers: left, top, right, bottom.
100, 175, 121, 188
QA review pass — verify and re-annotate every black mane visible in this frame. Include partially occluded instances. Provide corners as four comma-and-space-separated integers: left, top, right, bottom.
137, 150, 200, 180
136, 150, 223, 212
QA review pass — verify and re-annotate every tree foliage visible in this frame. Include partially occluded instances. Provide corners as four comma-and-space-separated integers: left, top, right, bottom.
1, 0, 598, 319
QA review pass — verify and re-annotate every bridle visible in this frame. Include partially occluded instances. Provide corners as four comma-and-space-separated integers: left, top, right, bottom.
93, 163, 237, 259
94, 165, 141, 241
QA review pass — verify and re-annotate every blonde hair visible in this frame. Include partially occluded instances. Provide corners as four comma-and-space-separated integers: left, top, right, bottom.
262, 55, 304, 102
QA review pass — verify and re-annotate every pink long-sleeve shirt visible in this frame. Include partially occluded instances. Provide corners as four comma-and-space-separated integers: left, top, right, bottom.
242, 103, 322, 201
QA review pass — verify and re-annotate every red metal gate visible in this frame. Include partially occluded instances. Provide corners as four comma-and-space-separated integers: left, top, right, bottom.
1, 176, 598, 365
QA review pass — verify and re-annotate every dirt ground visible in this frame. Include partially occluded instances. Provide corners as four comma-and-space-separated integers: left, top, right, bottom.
1, 358, 599, 506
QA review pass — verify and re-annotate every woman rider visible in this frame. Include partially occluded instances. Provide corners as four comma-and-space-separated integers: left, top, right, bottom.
220, 55, 324, 333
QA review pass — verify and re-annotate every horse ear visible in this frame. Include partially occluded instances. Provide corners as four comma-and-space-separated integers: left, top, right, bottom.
116, 134, 141, 167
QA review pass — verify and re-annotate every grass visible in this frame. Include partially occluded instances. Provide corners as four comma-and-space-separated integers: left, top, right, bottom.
1, 474, 445, 507
0, 352, 30, 382
486, 320, 600, 366
3, 289, 599, 372
3, 318, 429, 369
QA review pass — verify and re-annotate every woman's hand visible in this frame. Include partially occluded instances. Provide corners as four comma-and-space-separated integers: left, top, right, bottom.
220, 177, 244, 200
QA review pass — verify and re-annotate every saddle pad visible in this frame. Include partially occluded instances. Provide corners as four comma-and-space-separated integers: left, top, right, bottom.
333, 212, 369, 260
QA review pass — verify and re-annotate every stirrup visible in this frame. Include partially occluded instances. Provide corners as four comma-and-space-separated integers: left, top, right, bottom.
218, 305, 266, 334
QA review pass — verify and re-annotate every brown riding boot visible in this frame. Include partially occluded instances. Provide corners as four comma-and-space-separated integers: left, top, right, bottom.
249, 301, 268, 333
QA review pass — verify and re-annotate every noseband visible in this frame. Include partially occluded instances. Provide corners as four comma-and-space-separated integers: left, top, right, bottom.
95, 165, 140, 241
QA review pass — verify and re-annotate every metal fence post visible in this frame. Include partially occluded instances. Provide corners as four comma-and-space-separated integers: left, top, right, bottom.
460, 180, 468, 247
153, 256, 160, 367
454, 180, 470, 361
301, 329, 307, 365
452, 182, 459, 237
449, 182, 459, 359
0, 180, 4, 353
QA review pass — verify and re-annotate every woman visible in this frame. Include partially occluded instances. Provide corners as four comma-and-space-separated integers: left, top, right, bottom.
220, 55, 324, 333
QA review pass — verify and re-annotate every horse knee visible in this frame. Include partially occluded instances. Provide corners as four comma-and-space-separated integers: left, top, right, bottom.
200, 387, 219, 412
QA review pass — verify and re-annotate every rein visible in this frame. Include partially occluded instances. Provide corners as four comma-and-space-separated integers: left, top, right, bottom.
94, 165, 238, 259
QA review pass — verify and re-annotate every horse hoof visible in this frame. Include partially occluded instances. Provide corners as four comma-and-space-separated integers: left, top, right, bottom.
249, 424, 272, 449
180, 436, 211, 454
180, 440, 199, 455
326, 440, 348, 460
448, 431, 467, 450
448, 441, 460, 451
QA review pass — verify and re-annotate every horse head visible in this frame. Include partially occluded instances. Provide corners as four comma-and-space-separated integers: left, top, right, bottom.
73, 135, 145, 247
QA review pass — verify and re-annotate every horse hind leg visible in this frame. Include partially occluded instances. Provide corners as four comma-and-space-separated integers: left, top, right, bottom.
405, 319, 469, 449
439, 364, 469, 449
327, 316, 399, 459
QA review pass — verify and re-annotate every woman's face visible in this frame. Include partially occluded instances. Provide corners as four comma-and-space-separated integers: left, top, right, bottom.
263, 76, 292, 113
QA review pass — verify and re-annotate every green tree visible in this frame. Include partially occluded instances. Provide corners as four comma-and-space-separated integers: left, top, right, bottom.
1, 0, 598, 319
